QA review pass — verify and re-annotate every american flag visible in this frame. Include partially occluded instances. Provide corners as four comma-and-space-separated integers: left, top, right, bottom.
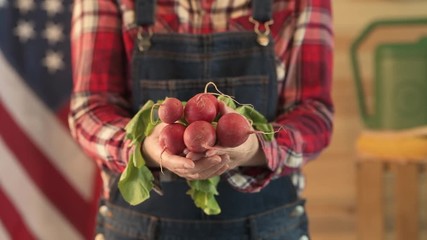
0, 0, 101, 239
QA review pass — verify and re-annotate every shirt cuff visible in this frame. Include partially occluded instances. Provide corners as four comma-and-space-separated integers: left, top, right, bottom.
224, 132, 300, 193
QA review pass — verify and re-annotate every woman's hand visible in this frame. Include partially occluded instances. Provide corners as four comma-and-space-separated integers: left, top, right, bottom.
141, 101, 267, 180
142, 122, 229, 180
204, 102, 267, 169
204, 131, 266, 169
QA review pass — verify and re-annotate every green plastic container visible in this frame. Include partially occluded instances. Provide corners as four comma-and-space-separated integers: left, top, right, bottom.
351, 18, 427, 130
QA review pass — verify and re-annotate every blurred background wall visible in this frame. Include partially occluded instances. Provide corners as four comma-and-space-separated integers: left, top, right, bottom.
303, 1, 427, 239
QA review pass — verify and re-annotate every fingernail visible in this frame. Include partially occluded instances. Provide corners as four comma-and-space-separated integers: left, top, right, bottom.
210, 156, 221, 163
205, 150, 215, 157
184, 162, 194, 168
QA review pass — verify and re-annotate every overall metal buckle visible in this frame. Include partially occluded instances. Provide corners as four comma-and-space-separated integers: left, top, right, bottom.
137, 27, 153, 52
249, 17, 274, 47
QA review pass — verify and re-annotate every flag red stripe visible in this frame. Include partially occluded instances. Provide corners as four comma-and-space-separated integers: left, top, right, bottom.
0, 102, 95, 239
56, 100, 71, 128
0, 187, 37, 240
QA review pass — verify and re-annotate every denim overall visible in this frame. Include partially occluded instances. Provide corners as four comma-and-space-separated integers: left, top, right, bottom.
96, 0, 309, 239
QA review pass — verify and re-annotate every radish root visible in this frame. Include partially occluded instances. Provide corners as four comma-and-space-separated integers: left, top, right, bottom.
150, 103, 161, 125
204, 81, 226, 95
253, 126, 286, 135
204, 82, 234, 100
204, 82, 256, 110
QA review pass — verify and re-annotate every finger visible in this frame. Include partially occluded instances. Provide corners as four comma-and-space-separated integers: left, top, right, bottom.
183, 148, 189, 155
188, 154, 230, 180
198, 161, 228, 179
151, 122, 168, 135
218, 101, 236, 115
186, 151, 205, 161
174, 155, 222, 176
221, 154, 230, 162
192, 155, 222, 171
205, 148, 227, 157
212, 164, 229, 177
170, 168, 195, 180
161, 152, 195, 170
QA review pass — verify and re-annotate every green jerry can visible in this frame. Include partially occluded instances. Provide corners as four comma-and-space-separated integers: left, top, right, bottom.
351, 18, 427, 131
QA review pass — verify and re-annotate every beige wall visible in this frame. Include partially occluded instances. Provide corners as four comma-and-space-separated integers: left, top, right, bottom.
302, 1, 427, 239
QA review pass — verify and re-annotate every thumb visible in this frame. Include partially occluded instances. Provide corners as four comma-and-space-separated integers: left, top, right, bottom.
218, 101, 237, 115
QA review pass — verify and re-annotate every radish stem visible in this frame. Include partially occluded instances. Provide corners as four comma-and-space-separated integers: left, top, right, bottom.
150, 103, 161, 125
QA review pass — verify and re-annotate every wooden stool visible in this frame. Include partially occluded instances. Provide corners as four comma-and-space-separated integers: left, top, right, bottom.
356, 131, 427, 240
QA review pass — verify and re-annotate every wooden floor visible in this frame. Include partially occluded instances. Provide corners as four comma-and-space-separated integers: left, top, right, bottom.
300, 1, 427, 239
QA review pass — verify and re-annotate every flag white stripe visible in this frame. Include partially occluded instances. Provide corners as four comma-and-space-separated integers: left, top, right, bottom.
0, 51, 95, 201
0, 220, 11, 240
0, 137, 83, 240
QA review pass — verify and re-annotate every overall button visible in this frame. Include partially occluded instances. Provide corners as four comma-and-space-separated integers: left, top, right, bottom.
299, 235, 309, 240
290, 205, 305, 217
95, 233, 105, 240
99, 205, 112, 217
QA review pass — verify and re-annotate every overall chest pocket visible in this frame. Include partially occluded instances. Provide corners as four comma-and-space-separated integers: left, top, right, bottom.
135, 76, 270, 118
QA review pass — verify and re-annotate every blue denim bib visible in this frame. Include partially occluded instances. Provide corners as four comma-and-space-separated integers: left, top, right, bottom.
131, 31, 278, 121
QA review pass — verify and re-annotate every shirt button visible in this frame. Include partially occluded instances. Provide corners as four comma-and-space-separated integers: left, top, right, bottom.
98, 205, 112, 217
95, 233, 105, 240
291, 205, 305, 217
299, 235, 309, 240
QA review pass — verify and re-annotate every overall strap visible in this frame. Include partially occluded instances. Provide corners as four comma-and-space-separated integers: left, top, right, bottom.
134, 0, 273, 26
252, 0, 274, 22
135, 0, 156, 26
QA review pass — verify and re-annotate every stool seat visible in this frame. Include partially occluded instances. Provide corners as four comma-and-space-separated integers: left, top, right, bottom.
356, 129, 427, 161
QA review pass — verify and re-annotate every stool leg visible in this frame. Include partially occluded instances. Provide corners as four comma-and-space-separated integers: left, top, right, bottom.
357, 161, 385, 240
395, 163, 419, 240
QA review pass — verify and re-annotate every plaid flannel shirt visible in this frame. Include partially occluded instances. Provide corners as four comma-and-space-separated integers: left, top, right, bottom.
69, 0, 334, 194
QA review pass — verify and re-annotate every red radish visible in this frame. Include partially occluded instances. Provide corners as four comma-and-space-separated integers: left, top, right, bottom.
183, 120, 216, 153
184, 93, 218, 123
159, 123, 186, 155
216, 113, 253, 148
158, 97, 184, 124
203, 93, 220, 112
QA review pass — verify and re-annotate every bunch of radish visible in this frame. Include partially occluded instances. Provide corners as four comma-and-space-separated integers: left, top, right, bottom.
120, 82, 275, 215
156, 92, 255, 157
